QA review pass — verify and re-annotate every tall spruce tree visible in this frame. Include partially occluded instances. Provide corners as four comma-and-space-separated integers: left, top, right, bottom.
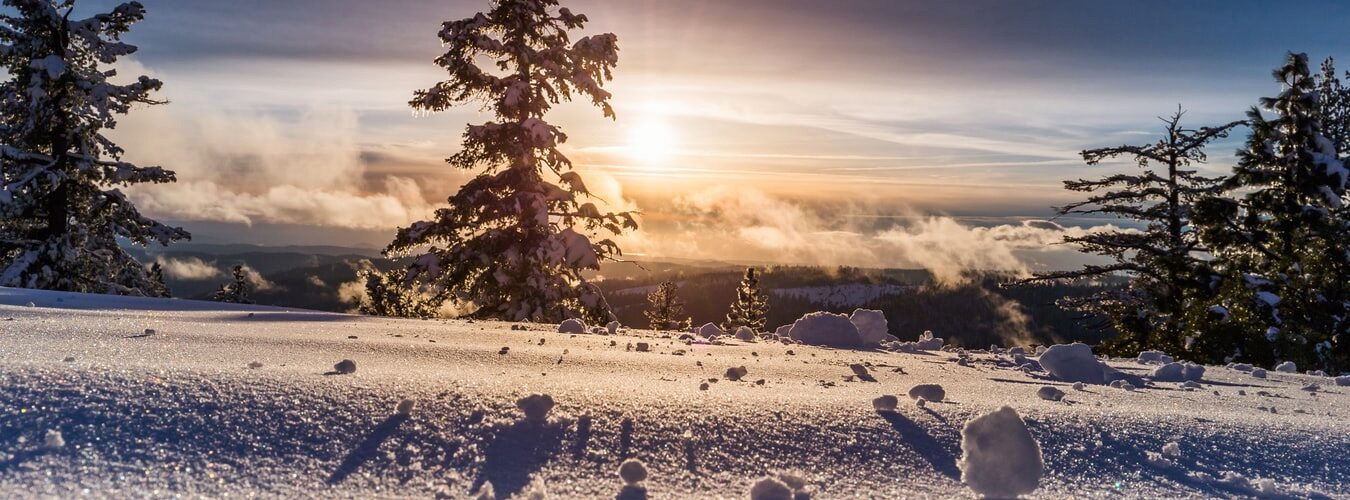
724, 267, 769, 332
212, 265, 254, 305
1316, 57, 1350, 155
0, 0, 187, 295
1016, 109, 1242, 356
1192, 53, 1350, 371
644, 280, 689, 331
386, 0, 636, 324
357, 267, 439, 319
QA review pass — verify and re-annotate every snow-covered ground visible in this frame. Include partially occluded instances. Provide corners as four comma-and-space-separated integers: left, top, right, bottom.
0, 287, 1346, 498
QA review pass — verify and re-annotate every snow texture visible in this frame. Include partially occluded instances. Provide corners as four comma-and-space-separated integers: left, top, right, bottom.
1137, 351, 1174, 365
959, 406, 1044, 499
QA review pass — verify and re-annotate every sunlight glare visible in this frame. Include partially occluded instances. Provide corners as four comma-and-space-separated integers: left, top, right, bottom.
626, 116, 677, 166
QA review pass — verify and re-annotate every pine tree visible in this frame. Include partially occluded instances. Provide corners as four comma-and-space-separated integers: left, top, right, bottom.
724, 267, 769, 332
385, 0, 635, 325
357, 268, 439, 319
0, 1, 188, 295
1192, 53, 1350, 371
1015, 109, 1242, 356
644, 280, 689, 331
1316, 57, 1350, 155
212, 265, 255, 305
145, 262, 169, 298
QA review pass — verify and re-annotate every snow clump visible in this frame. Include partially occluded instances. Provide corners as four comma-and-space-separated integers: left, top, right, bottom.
1337, 375, 1350, 387
44, 429, 65, 449
558, 319, 586, 334
333, 359, 357, 374
873, 395, 899, 412
1250, 368, 1267, 379
1274, 361, 1297, 373
1137, 351, 1174, 365
748, 473, 810, 500
908, 384, 945, 403
1036, 386, 1064, 402
724, 366, 748, 382
1152, 362, 1205, 382
786, 312, 863, 348
606, 321, 621, 335
735, 326, 756, 342
697, 322, 723, 339
848, 309, 897, 347
618, 458, 648, 484
1037, 343, 1128, 385
1162, 441, 1181, 457
516, 394, 555, 423
396, 399, 416, 416
958, 406, 1043, 499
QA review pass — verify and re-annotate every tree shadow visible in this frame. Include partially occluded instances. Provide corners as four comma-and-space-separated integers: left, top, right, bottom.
876, 411, 960, 480
470, 419, 565, 499
571, 415, 592, 459
327, 414, 408, 484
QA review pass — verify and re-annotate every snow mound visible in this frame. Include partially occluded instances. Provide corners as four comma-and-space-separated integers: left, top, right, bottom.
698, 322, 723, 339
1275, 361, 1297, 373
749, 477, 794, 500
1163, 441, 1181, 457
44, 428, 65, 449
606, 321, 621, 335
959, 406, 1043, 499
1038, 343, 1118, 385
1037, 386, 1065, 402
1152, 362, 1205, 382
872, 395, 898, 412
1137, 351, 1174, 365
1337, 375, 1350, 387
786, 312, 863, 348
1251, 368, 1267, 379
516, 394, 555, 423
849, 309, 897, 347
558, 319, 586, 334
907, 384, 945, 403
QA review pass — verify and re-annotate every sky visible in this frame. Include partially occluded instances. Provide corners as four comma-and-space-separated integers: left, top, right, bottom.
59, 0, 1350, 271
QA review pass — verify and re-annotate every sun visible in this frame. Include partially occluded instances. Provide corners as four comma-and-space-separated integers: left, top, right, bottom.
625, 116, 677, 166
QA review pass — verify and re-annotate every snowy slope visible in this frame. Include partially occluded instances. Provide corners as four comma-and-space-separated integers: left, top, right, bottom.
0, 288, 1346, 498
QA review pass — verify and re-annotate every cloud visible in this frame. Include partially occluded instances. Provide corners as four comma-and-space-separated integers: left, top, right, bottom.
107, 59, 440, 230
154, 257, 223, 281
238, 265, 277, 292
642, 185, 1125, 285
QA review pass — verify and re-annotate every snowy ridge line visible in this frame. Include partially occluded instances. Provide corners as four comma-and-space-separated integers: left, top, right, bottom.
0, 286, 335, 314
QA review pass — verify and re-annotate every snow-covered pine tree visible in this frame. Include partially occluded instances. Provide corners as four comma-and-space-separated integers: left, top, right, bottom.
1015, 109, 1242, 357
1192, 53, 1350, 371
357, 267, 439, 319
0, 1, 188, 295
644, 280, 689, 331
212, 265, 254, 304
1316, 57, 1350, 155
385, 0, 635, 325
145, 261, 169, 298
723, 267, 769, 332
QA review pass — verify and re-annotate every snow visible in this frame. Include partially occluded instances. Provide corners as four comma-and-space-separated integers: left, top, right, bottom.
558, 319, 586, 334
1152, 362, 1205, 382
749, 476, 794, 500
1137, 351, 1174, 365
907, 384, 945, 403
1275, 361, 1297, 373
734, 326, 755, 342
849, 308, 897, 347
1337, 376, 1350, 387
697, 322, 722, 339
516, 394, 555, 423
0, 288, 1346, 498
617, 458, 648, 484
396, 399, 417, 416
333, 359, 357, 374
785, 312, 863, 348
958, 407, 1044, 499
1251, 368, 1268, 379
606, 321, 621, 336
1037, 386, 1065, 402
1037, 343, 1120, 385
872, 395, 899, 412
